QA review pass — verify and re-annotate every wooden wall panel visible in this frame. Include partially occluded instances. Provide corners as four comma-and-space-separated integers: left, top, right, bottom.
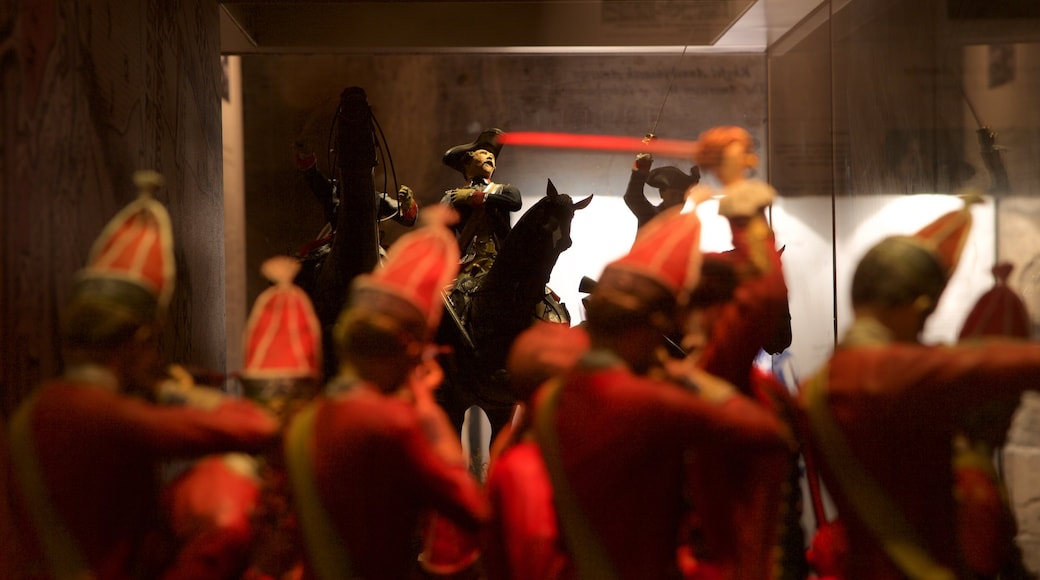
0, 0, 224, 417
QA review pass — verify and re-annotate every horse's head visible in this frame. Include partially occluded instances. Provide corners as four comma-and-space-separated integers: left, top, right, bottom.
479, 179, 591, 300
335, 87, 377, 170
534, 179, 593, 256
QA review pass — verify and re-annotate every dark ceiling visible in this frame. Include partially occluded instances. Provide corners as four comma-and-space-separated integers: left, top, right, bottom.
218, 0, 810, 54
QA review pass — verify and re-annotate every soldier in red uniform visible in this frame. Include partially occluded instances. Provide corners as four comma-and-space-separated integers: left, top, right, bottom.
284, 207, 488, 580
487, 206, 790, 580
236, 256, 325, 580
482, 320, 590, 580
687, 126, 776, 216
798, 195, 1040, 579
666, 126, 806, 580
4, 171, 280, 579
953, 262, 1032, 579
160, 255, 326, 580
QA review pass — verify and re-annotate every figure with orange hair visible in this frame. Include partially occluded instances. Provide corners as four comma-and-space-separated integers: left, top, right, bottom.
687, 126, 789, 348
666, 196, 805, 578
798, 195, 1040, 579
688, 126, 775, 223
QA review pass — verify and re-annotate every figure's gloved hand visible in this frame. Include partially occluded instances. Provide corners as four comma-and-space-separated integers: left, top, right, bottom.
155, 364, 226, 409
398, 185, 419, 224
633, 152, 653, 175
408, 355, 446, 403
446, 187, 479, 206
718, 181, 775, 219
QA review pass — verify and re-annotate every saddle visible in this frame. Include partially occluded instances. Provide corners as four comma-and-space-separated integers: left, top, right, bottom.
444, 265, 570, 365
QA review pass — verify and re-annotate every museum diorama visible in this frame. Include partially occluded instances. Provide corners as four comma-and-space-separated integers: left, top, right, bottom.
3, 0, 1040, 578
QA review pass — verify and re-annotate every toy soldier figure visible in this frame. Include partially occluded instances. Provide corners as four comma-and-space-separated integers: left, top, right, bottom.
689, 125, 792, 356
296, 147, 418, 231
687, 126, 776, 222
669, 187, 804, 577
4, 171, 280, 579
161, 256, 325, 580
486, 207, 790, 579
623, 149, 699, 230
953, 262, 1032, 580
799, 195, 1040, 579
440, 128, 522, 286
293, 147, 419, 305
284, 207, 488, 580
482, 320, 590, 580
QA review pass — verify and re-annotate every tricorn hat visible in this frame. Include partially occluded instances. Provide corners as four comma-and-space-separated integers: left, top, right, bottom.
646, 166, 700, 191
72, 170, 175, 322
242, 256, 322, 381
347, 206, 461, 340
442, 128, 504, 174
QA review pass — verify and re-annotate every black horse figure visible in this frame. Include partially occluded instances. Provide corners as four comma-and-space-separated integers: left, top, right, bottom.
436, 179, 592, 439
296, 87, 383, 379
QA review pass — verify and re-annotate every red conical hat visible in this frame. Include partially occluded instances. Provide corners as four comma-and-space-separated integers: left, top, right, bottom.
605, 206, 703, 302
77, 170, 175, 315
913, 192, 983, 280
352, 206, 460, 333
958, 262, 1030, 340
242, 256, 322, 380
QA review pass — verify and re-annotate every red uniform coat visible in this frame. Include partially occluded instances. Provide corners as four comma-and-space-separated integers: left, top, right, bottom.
484, 439, 571, 580
163, 454, 262, 579
545, 354, 787, 580
689, 220, 805, 580
297, 387, 487, 580
6, 377, 279, 579
799, 327, 1040, 579
681, 368, 802, 580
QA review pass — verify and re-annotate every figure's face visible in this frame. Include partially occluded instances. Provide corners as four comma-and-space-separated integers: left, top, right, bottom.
659, 187, 687, 207
714, 141, 757, 186
120, 325, 166, 396
619, 322, 666, 376
465, 149, 496, 180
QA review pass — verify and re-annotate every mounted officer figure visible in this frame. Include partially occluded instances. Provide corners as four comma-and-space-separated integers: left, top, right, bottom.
441, 128, 523, 322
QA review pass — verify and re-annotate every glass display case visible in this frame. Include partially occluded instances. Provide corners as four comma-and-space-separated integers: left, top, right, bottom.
230, 0, 1040, 567
236, 1, 1040, 372
769, 0, 1040, 377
